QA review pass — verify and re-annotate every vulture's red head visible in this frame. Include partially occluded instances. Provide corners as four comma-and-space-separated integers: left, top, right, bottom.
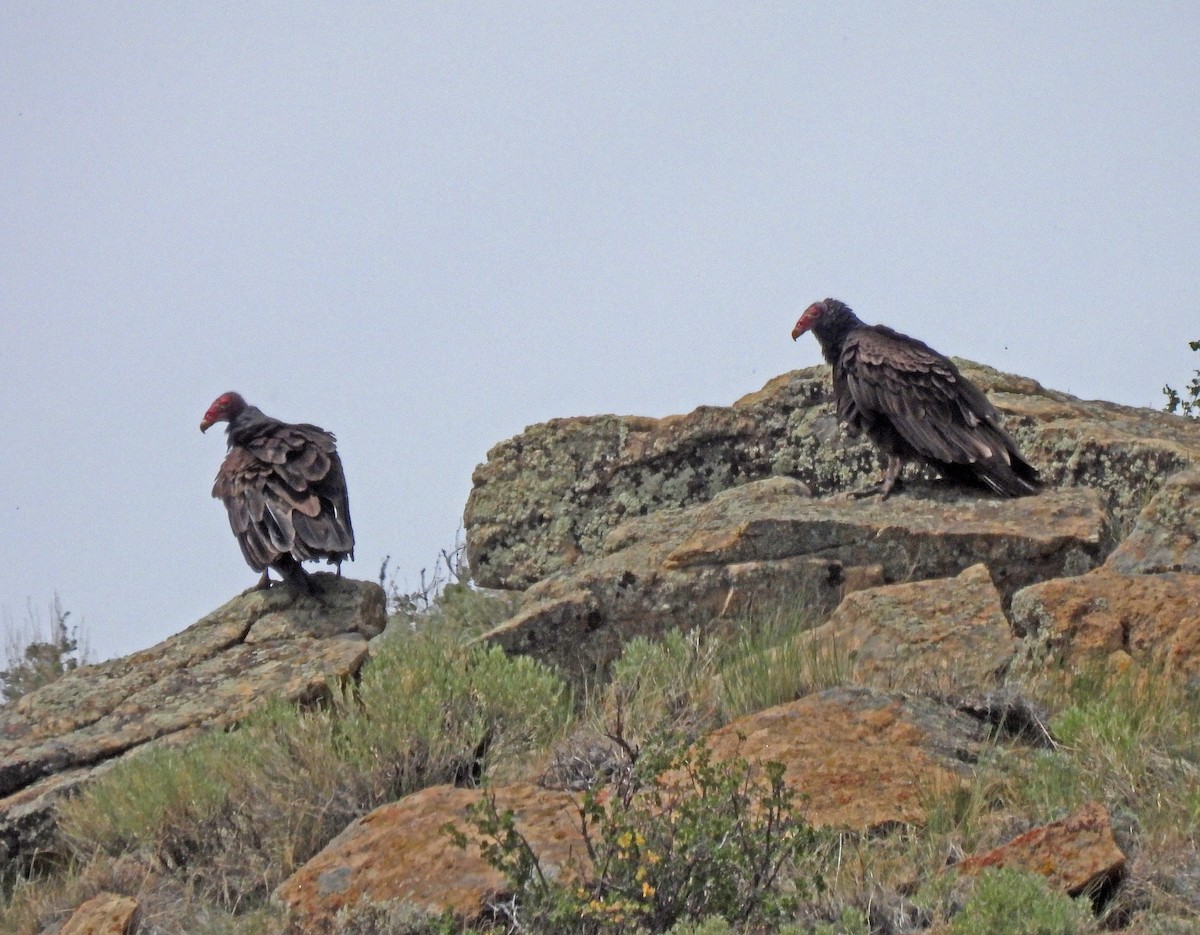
200, 392, 247, 433
791, 301, 828, 341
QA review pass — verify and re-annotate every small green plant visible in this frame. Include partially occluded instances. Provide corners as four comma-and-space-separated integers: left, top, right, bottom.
1, 595, 89, 702
448, 741, 823, 934
1162, 339, 1200, 417
602, 630, 722, 744
810, 906, 870, 934
949, 867, 1095, 934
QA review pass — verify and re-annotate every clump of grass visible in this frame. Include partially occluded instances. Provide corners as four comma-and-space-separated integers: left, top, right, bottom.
57, 631, 571, 910
603, 629, 723, 742
715, 596, 845, 720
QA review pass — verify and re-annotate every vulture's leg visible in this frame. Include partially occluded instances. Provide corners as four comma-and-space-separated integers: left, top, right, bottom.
878, 455, 906, 500
241, 570, 273, 595
846, 456, 906, 500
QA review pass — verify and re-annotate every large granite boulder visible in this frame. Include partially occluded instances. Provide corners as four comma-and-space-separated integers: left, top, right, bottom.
465, 365, 1200, 590
0, 576, 385, 869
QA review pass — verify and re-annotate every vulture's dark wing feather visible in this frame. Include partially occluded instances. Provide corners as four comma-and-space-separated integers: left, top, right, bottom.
213, 448, 284, 571
838, 326, 1039, 494
214, 423, 354, 572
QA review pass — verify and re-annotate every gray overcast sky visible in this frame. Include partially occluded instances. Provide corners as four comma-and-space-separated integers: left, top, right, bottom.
3, 5, 1198, 660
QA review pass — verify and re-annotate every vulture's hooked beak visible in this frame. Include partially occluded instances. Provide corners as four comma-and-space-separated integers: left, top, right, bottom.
792, 302, 822, 341
200, 418, 213, 433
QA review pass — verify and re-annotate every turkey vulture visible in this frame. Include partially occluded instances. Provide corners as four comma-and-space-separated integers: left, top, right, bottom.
200, 392, 355, 592
791, 299, 1042, 499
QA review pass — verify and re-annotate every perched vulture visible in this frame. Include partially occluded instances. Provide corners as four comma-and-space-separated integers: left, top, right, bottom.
200, 392, 355, 592
791, 299, 1042, 499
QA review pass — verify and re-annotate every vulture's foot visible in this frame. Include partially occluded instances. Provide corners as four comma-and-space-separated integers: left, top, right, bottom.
288, 567, 329, 606
842, 477, 905, 500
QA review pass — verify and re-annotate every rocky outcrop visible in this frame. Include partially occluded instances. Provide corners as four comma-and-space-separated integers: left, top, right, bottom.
10, 365, 1200, 931
465, 365, 1200, 590
0, 576, 385, 868
480, 477, 1111, 681
276, 687, 990, 931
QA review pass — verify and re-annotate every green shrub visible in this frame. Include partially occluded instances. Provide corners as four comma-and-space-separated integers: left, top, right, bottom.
602, 630, 722, 743
448, 741, 824, 934
949, 867, 1095, 935
1, 595, 89, 702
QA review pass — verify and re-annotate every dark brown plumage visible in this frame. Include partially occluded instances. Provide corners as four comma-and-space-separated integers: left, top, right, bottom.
791, 299, 1042, 499
201, 392, 355, 592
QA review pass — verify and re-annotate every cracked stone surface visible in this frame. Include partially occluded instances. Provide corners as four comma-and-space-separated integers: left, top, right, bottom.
0, 575, 385, 866
480, 476, 1112, 681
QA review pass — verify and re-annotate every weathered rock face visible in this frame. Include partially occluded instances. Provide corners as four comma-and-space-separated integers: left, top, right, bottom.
1104, 470, 1200, 575
0, 576, 385, 868
1011, 570, 1200, 677
480, 477, 1111, 681
274, 782, 587, 931
685, 687, 989, 831
465, 365, 1200, 590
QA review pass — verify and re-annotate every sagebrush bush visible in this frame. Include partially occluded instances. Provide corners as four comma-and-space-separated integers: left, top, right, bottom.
949, 867, 1095, 935
448, 740, 825, 934
1162, 339, 1200, 417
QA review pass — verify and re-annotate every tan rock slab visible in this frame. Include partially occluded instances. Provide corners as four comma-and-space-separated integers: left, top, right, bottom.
802, 564, 1017, 695
0, 576, 385, 866
695, 687, 990, 831
56, 892, 138, 935
1011, 569, 1200, 676
275, 782, 587, 932
955, 800, 1126, 896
